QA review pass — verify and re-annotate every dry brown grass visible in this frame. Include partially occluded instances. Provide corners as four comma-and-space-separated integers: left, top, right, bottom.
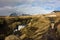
5, 35, 21, 40
1, 12, 60, 40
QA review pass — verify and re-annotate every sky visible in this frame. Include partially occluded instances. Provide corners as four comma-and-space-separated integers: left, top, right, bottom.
0, 0, 60, 16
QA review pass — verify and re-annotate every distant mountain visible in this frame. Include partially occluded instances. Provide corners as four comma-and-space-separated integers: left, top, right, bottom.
53, 11, 60, 17
43, 11, 60, 18
10, 12, 18, 16
21, 14, 31, 16
53, 11, 60, 13
9, 12, 31, 16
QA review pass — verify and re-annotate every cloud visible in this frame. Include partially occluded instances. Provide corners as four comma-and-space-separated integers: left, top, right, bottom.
0, 0, 34, 7
0, 0, 60, 7
0, 0, 60, 16
15, 5, 54, 15
0, 5, 54, 16
33, 0, 60, 10
0, 6, 17, 16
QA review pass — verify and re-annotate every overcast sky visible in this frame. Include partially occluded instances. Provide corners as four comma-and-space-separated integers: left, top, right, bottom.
0, 0, 60, 16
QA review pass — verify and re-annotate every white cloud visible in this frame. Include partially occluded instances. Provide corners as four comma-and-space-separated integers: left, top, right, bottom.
0, 0, 60, 15
16, 5, 54, 15
0, 5, 54, 16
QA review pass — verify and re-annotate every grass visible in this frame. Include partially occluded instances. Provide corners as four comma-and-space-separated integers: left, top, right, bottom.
0, 13, 60, 40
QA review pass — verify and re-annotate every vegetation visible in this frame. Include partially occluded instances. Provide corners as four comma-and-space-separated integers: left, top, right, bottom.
0, 13, 60, 40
